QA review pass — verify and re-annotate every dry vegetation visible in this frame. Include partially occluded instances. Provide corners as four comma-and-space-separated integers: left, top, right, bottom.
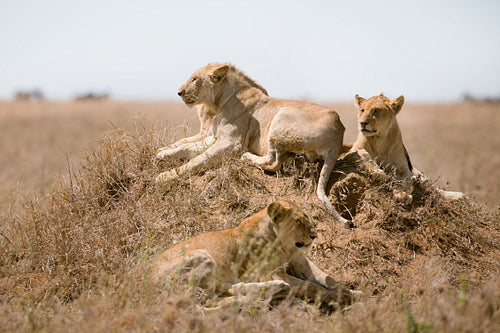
0, 102, 198, 210
0, 101, 499, 332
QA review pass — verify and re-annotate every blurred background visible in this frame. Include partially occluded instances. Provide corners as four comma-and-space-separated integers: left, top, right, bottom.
1, 0, 499, 102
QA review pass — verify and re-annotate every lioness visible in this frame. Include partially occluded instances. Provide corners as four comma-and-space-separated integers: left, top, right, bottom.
156, 63, 348, 225
351, 93, 466, 203
153, 200, 356, 308
157, 74, 269, 160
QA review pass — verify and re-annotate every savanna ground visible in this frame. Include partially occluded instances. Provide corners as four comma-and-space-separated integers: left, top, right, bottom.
0, 100, 499, 332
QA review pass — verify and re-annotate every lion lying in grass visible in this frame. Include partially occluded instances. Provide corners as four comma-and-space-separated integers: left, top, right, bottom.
153, 200, 357, 309
350, 93, 466, 204
156, 63, 350, 226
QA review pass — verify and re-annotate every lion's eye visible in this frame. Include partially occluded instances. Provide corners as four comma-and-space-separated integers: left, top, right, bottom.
191, 78, 197, 82
373, 109, 380, 115
360, 109, 364, 113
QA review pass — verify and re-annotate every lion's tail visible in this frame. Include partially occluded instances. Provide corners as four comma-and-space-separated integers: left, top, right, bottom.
317, 146, 353, 228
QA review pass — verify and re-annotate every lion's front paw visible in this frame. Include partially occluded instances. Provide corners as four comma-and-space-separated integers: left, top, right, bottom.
155, 169, 180, 184
438, 189, 468, 201
229, 280, 290, 302
393, 189, 412, 205
156, 147, 175, 160
241, 152, 253, 162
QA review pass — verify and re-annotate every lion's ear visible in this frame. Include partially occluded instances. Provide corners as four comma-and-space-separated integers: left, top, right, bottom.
210, 65, 229, 83
390, 95, 405, 113
355, 94, 366, 108
267, 201, 286, 223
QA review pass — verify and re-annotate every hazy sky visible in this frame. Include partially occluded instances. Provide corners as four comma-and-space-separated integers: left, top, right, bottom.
1, 0, 499, 102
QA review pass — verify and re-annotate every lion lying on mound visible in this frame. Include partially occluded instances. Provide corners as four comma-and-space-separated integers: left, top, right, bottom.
350, 93, 466, 204
153, 200, 356, 309
156, 63, 349, 226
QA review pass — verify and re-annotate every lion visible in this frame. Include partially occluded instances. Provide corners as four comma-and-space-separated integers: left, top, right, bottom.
350, 93, 466, 203
157, 74, 269, 160
153, 200, 357, 309
156, 63, 349, 226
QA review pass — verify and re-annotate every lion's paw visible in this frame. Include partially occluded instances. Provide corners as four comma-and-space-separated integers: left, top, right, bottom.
155, 169, 179, 184
240, 152, 253, 162
229, 280, 290, 300
156, 147, 175, 160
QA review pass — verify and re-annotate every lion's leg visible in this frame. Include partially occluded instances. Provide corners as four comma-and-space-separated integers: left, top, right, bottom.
356, 149, 386, 176
159, 133, 204, 150
286, 255, 361, 306
156, 250, 218, 291
157, 104, 214, 155
241, 151, 273, 166
393, 174, 414, 205
156, 135, 215, 160
156, 140, 236, 183
204, 280, 290, 311
437, 189, 467, 200
229, 280, 290, 303
242, 149, 283, 172
277, 272, 353, 307
317, 146, 353, 227
412, 168, 467, 201
157, 132, 207, 159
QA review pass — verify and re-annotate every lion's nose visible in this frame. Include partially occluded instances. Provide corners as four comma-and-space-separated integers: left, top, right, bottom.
178, 90, 184, 97
360, 120, 368, 127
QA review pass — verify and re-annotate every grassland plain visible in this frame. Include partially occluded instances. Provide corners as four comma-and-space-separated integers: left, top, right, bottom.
0, 101, 499, 332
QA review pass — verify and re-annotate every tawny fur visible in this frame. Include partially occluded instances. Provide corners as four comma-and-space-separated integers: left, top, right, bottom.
153, 200, 356, 307
156, 63, 348, 225
157, 73, 268, 160
350, 93, 466, 203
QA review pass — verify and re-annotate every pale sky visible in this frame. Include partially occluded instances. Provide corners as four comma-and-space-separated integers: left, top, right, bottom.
1, 0, 499, 102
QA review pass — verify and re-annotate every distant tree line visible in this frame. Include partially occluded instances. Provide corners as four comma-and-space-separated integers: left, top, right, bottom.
462, 93, 500, 104
74, 92, 109, 101
14, 89, 44, 101
13, 90, 110, 102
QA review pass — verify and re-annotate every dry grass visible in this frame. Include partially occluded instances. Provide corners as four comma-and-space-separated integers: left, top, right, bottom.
0, 101, 499, 332
0, 101, 197, 209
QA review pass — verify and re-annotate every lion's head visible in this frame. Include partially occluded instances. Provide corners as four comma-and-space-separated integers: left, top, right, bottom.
354, 93, 405, 137
267, 200, 317, 254
177, 63, 268, 108
177, 63, 229, 107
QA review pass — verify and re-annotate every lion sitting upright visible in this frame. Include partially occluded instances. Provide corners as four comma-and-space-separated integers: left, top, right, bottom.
153, 200, 357, 309
350, 93, 466, 203
156, 63, 349, 226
